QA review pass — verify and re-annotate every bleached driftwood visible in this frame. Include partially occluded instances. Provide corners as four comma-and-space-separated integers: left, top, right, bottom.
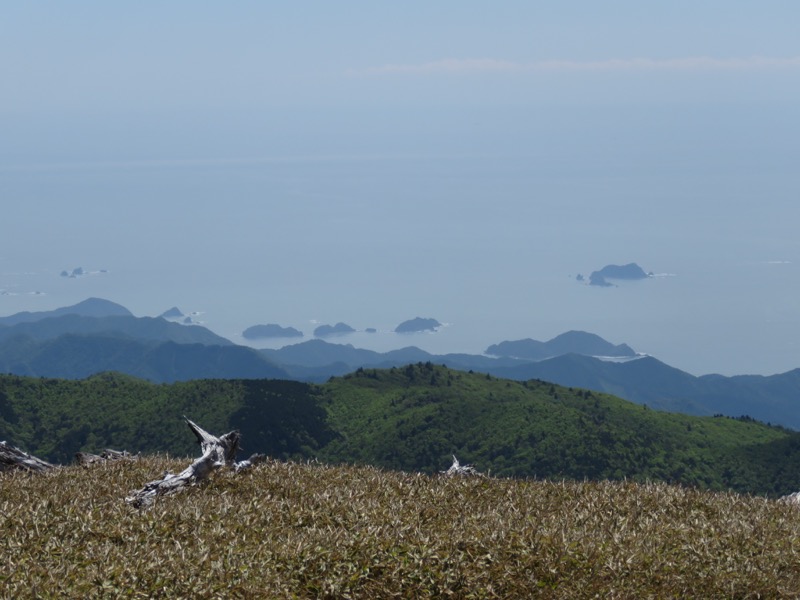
0, 441, 56, 473
442, 455, 481, 477
780, 491, 800, 505
126, 418, 264, 508
76, 449, 139, 466
234, 452, 268, 473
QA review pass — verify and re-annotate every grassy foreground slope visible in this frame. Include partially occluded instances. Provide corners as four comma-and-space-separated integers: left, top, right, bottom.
2, 457, 800, 598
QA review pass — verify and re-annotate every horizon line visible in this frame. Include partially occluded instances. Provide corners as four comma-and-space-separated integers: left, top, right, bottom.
352, 55, 800, 76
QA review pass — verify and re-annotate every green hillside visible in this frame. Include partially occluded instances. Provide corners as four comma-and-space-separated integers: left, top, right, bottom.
3, 365, 800, 496
0, 374, 331, 464
320, 363, 800, 495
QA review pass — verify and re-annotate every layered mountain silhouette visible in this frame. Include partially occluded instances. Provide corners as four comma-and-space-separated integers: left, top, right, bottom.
2, 298, 800, 429
0, 297, 132, 326
486, 331, 636, 360
491, 354, 800, 429
0, 298, 287, 382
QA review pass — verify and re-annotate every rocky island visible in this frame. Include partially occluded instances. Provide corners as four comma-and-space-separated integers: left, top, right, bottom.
60, 267, 108, 278
582, 263, 652, 287
394, 317, 442, 333
314, 322, 356, 337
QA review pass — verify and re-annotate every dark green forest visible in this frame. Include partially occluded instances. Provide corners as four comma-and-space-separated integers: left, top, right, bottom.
3, 364, 800, 497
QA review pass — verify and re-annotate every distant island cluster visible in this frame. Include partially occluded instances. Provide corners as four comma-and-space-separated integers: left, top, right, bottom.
576, 263, 653, 287
60, 266, 108, 279
159, 306, 203, 325
242, 316, 442, 340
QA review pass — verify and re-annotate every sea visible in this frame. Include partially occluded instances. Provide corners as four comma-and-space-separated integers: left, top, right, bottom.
2, 108, 798, 377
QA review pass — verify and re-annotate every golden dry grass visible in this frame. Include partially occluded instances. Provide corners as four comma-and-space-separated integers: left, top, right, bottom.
2, 457, 800, 598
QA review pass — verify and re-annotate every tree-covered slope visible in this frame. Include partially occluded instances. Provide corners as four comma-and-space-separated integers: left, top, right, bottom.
0, 373, 332, 464
3, 367, 800, 496
318, 364, 800, 495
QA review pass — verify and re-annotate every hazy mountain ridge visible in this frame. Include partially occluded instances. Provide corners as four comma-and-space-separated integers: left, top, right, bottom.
260, 339, 528, 377
0, 334, 288, 382
0, 297, 132, 326
486, 330, 637, 360
490, 354, 800, 429
2, 298, 800, 429
0, 299, 286, 383
0, 313, 233, 346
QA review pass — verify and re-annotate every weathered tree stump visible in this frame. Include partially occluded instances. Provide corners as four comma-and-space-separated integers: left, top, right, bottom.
0, 441, 56, 473
125, 418, 264, 508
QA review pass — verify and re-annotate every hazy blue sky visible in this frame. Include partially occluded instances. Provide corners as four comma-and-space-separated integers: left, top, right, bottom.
2, 2, 799, 375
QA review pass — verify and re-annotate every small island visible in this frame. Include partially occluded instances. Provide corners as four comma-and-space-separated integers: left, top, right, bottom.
243, 324, 303, 340
314, 322, 356, 337
59, 267, 107, 278
582, 263, 653, 287
394, 317, 442, 333
60, 267, 86, 278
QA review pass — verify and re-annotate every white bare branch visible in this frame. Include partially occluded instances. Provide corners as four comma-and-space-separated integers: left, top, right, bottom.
442, 455, 481, 477
0, 441, 56, 473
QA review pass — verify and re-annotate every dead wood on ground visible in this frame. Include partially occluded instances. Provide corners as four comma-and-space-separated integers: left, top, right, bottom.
75, 449, 139, 466
125, 418, 265, 508
0, 441, 56, 473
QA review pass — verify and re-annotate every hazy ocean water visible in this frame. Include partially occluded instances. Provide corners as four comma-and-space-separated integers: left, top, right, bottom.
2, 150, 798, 377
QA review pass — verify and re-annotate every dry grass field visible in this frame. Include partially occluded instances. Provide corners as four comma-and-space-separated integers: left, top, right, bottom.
3, 456, 800, 598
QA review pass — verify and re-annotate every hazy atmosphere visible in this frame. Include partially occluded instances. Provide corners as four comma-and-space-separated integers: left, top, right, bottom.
2, 2, 799, 376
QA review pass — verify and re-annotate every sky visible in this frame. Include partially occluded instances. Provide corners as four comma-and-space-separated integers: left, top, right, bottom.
2, 2, 800, 376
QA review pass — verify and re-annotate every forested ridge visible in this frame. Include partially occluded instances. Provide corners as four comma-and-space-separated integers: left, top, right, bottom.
3, 364, 800, 496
